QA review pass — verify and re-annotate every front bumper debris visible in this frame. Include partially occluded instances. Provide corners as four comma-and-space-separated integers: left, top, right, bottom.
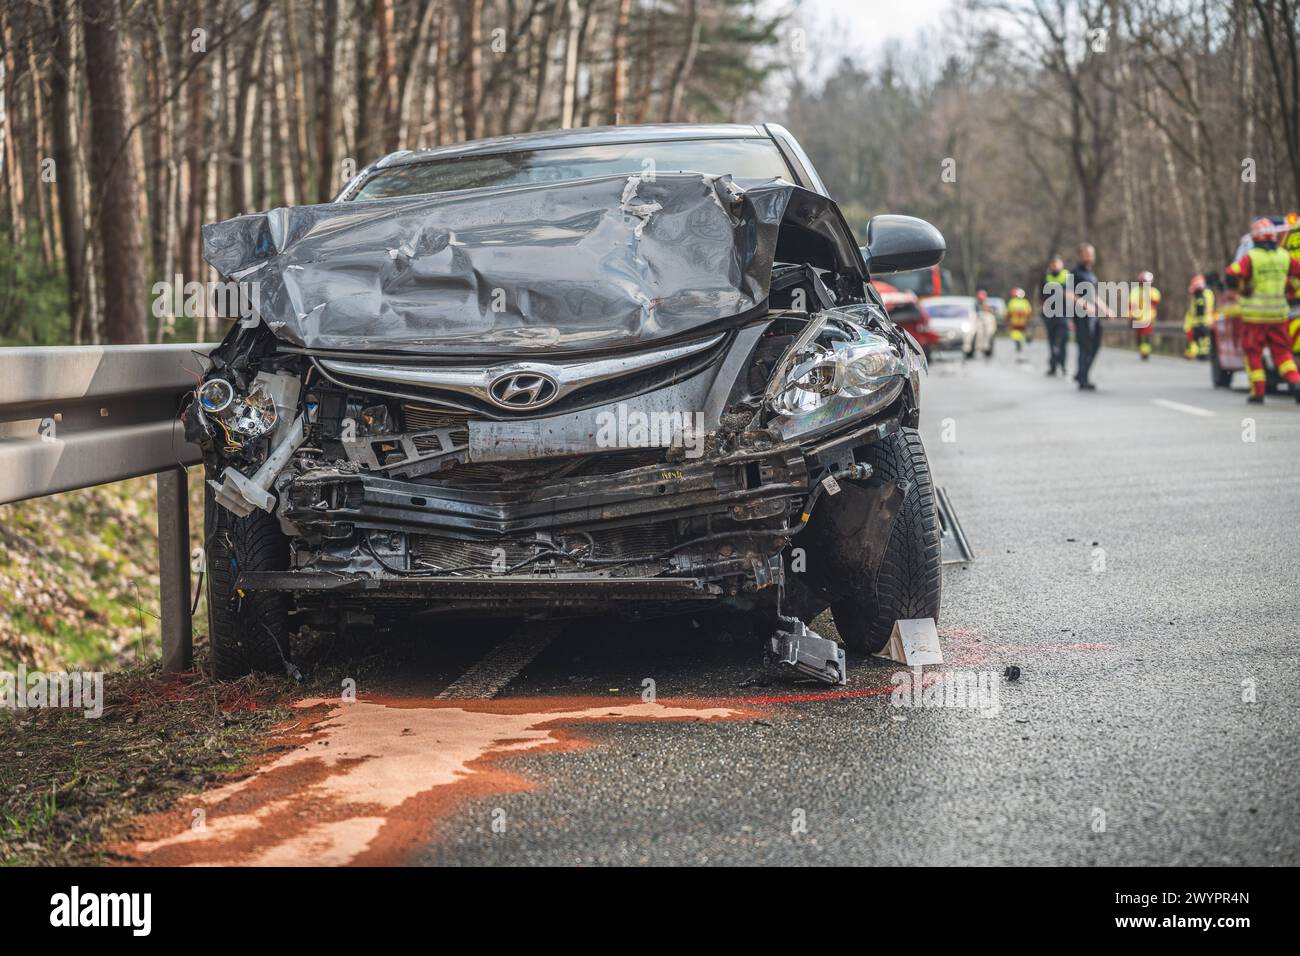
280, 439, 808, 538
766, 617, 847, 685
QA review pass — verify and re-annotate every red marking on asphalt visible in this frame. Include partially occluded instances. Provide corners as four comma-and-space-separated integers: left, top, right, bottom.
735, 683, 900, 705
118, 695, 756, 867
113, 628, 1118, 865
738, 629, 1116, 704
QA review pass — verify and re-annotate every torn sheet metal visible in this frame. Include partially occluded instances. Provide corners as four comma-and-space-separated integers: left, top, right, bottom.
210, 414, 307, 516
201, 173, 857, 355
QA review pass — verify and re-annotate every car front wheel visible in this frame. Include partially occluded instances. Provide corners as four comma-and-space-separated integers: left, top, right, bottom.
1210, 337, 1233, 388
204, 478, 292, 680
830, 428, 943, 654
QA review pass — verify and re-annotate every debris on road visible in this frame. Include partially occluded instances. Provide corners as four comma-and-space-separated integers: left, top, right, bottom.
875, 618, 943, 666
1003, 665, 1022, 681
766, 617, 847, 685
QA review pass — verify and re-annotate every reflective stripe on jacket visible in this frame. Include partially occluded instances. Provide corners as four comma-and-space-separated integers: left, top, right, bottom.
1184, 289, 1215, 331
1242, 247, 1292, 323
1007, 297, 1032, 327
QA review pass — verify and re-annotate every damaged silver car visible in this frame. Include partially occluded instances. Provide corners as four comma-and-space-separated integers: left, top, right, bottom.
185, 124, 946, 684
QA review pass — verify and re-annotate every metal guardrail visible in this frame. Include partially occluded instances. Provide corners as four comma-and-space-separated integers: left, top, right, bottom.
1100, 320, 1189, 353
1009, 320, 1189, 354
0, 344, 212, 673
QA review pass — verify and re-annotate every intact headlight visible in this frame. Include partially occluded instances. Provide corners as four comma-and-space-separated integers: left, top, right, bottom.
766, 313, 907, 438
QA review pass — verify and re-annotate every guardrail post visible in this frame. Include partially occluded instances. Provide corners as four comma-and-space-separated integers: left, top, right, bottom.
157, 467, 193, 674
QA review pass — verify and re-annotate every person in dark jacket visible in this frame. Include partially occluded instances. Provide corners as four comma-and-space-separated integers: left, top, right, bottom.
1066, 243, 1113, 390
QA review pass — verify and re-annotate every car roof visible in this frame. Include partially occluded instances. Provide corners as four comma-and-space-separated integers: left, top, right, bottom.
370, 123, 772, 170
923, 295, 976, 306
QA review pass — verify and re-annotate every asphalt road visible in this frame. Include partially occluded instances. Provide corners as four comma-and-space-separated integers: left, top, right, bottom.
130, 334, 1300, 866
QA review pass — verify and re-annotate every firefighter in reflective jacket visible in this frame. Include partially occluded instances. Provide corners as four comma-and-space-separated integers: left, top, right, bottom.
1291, 270, 1300, 356
1128, 271, 1160, 360
1006, 287, 1032, 355
1183, 274, 1215, 360
1225, 218, 1300, 404
1041, 257, 1071, 375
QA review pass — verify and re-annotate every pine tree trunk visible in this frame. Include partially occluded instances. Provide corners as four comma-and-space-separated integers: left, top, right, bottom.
47, 0, 86, 343
462, 0, 483, 139
316, 0, 339, 202
608, 0, 632, 125
80, 0, 147, 344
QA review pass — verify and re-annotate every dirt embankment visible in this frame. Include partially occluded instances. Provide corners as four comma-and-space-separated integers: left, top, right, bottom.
0, 666, 289, 866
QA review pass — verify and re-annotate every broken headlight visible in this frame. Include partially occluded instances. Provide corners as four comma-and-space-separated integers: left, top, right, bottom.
764, 314, 899, 411
765, 313, 907, 435
199, 375, 278, 440
196, 369, 303, 453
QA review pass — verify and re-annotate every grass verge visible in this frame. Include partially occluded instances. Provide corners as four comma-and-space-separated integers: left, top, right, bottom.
0, 660, 289, 866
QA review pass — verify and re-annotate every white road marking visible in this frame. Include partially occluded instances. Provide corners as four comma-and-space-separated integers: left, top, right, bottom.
1150, 398, 1215, 418
436, 624, 561, 699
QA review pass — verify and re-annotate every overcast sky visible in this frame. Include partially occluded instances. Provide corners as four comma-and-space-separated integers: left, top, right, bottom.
788, 0, 954, 81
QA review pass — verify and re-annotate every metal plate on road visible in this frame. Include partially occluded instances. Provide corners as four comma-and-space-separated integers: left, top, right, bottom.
935, 485, 974, 564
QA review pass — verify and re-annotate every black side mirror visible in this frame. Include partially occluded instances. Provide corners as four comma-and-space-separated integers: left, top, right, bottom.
863, 215, 946, 276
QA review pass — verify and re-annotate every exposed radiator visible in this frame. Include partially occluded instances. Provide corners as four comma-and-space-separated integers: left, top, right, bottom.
401, 403, 470, 455
411, 522, 675, 572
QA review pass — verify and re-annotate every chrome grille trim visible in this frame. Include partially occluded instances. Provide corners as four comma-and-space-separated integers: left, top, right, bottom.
316, 334, 725, 406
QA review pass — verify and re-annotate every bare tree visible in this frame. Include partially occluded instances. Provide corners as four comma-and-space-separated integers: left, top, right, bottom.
560, 0, 580, 127
609, 0, 632, 124
373, 0, 399, 154
462, 0, 484, 139
665, 0, 701, 121
316, 0, 339, 202
1250, 0, 1300, 200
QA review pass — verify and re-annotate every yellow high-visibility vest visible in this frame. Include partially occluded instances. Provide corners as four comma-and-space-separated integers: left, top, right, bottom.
1006, 296, 1032, 327
1242, 247, 1292, 323
1184, 289, 1215, 331
1128, 286, 1161, 325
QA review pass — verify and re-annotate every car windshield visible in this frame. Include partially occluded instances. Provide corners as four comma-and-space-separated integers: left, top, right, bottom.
923, 303, 971, 319
351, 138, 793, 200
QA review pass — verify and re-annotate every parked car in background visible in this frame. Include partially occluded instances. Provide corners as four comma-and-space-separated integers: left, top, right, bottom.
921, 295, 996, 358
984, 297, 1006, 325
875, 281, 941, 360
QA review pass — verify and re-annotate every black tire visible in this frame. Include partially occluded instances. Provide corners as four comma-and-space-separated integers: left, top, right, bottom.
204, 479, 291, 679
831, 428, 943, 654
1210, 338, 1233, 388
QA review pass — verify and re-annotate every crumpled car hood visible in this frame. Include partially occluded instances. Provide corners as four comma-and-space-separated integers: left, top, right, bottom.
201, 173, 855, 356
